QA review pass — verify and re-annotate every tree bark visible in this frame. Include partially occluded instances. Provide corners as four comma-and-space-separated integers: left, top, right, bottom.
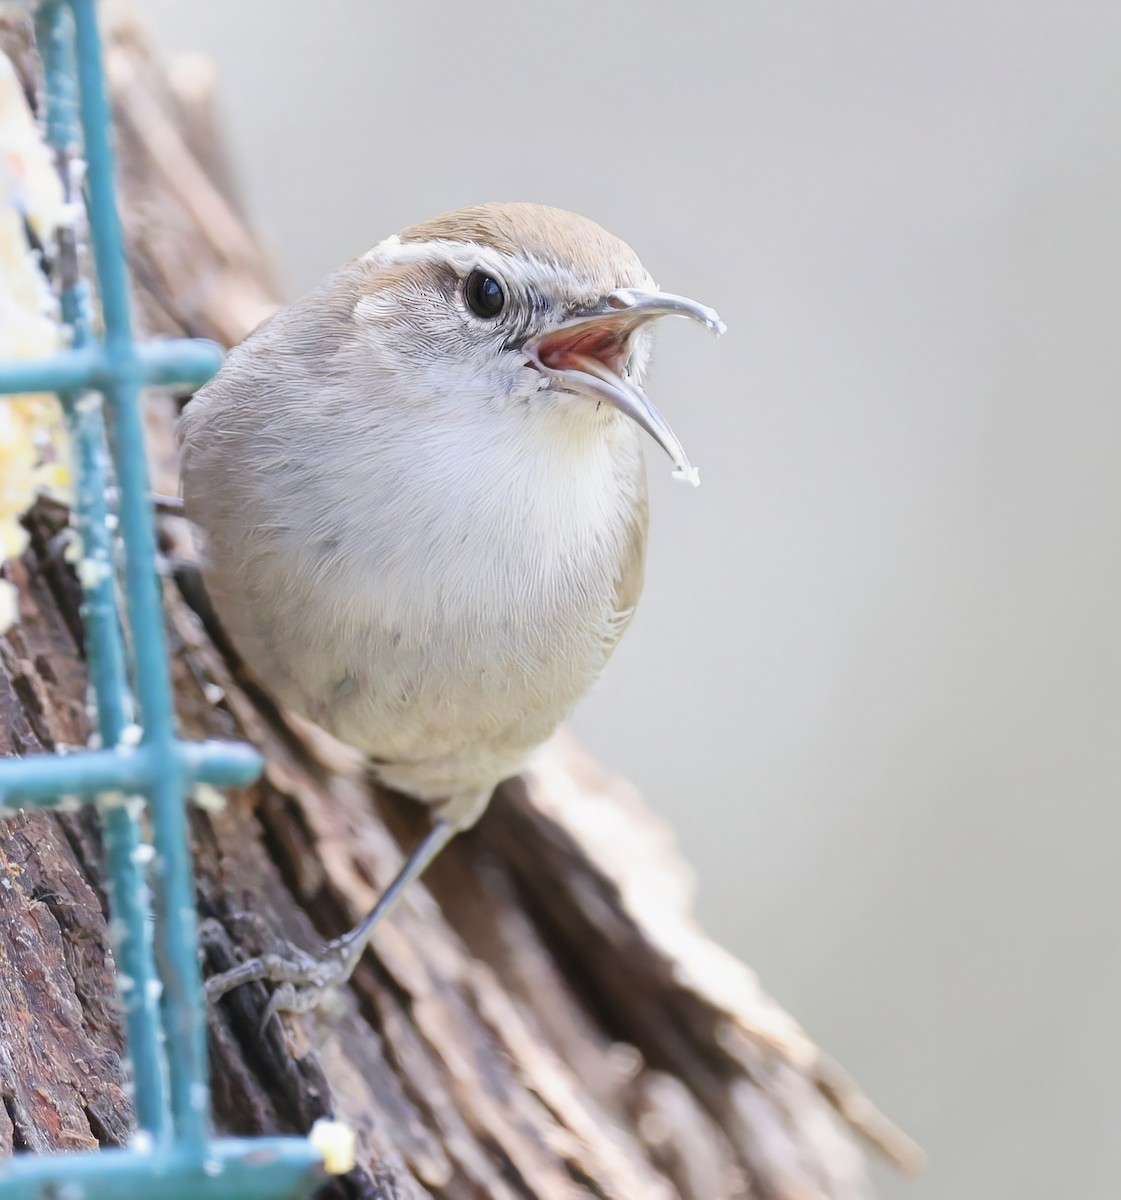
0, 12, 921, 1198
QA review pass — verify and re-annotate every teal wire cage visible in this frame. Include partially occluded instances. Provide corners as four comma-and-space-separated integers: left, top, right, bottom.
0, 3, 326, 1196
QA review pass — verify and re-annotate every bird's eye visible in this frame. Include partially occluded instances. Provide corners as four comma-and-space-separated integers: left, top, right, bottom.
464, 269, 505, 319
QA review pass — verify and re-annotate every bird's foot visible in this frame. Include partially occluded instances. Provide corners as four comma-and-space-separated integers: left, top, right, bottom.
204, 817, 462, 1030
205, 926, 367, 1030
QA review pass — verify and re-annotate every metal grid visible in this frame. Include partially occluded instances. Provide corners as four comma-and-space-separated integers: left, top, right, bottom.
0, 2, 324, 1195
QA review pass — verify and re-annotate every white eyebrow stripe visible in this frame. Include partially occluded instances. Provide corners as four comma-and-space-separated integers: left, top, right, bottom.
363, 235, 607, 299
365, 234, 507, 272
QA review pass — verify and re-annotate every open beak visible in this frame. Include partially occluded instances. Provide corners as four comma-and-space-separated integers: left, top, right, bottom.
526, 289, 725, 487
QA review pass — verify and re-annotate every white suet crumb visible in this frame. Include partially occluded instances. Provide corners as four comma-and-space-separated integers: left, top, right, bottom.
308, 1118, 357, 1175
0, 51, 74, 633
128, 1129, 154, 1155
191, 783, 227, 812
75, 555, 112, 588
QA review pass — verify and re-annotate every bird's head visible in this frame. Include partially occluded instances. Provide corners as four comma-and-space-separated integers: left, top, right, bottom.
347, 202, 723, 485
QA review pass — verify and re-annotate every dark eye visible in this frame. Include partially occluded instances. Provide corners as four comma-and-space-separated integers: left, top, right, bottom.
464, 269, 505, 319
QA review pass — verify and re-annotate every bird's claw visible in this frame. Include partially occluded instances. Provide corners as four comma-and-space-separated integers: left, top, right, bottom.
206, 931, 361, 1032
205, 821, 459, 1028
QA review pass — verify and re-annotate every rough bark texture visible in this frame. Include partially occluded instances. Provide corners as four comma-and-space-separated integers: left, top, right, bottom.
0, 12, 922, 1198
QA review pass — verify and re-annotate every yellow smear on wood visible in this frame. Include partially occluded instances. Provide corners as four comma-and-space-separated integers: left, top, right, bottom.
0, 51, 73, 632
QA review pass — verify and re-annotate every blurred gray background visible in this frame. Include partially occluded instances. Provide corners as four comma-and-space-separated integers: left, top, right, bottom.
146, 2, 1121, 1196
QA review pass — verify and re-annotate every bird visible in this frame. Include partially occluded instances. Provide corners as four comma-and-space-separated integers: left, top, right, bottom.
181, 202, 723, 1018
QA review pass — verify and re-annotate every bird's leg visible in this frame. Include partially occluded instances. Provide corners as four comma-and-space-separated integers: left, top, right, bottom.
206, 798, 482, 1026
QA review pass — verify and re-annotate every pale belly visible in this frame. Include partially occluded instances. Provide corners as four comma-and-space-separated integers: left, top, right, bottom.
207, 549, 630, 806
321, 602, 620, 800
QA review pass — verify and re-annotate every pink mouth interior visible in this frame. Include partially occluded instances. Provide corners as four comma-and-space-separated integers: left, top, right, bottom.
536, 318, 631, 378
